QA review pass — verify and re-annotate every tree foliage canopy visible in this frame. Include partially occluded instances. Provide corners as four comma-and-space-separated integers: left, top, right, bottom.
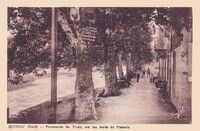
8, 8, 52, 76
8, 7, 191, 82
155, 7, 192, 36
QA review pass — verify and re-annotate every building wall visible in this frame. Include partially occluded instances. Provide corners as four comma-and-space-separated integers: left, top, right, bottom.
169, 28, 192, 121
170, 45, 182, 110
154, 25, 192, 121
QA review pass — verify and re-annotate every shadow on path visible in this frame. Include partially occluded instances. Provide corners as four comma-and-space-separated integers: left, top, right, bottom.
82, 77, 186, 124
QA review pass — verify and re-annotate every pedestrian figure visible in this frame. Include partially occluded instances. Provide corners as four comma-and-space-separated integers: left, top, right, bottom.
147, 68, 150, 78
136, 69, 141, 82
150, 73, 154, 83
142, 69, 146, 78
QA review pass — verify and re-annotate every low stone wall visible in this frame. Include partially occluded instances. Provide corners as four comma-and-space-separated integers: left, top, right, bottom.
8, 94, 76, 124
8, 88, 103, 124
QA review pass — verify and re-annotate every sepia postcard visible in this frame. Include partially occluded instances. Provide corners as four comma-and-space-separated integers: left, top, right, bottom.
0, 0, 200, 131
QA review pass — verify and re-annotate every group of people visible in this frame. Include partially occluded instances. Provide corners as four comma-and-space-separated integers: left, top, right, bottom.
136, 68, 150, 82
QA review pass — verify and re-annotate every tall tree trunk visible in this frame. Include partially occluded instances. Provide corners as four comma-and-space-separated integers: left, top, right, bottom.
126, 52, 132, 81
131, 60, 135, 75
118, 50, 124, 80
57, 8, 97, 121
103, 44, 118, 96
74, 41, 97, 121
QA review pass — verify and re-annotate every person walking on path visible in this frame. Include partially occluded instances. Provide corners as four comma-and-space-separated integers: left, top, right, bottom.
147, 68, 150, 78
142, 69, 146, 78
136, 69, 141, 82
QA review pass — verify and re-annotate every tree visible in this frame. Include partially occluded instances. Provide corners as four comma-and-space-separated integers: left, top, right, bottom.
7, 7, 52, 83
103, 30, 118, 96
57, 8, 98, 121
95, 8, 154, 96
97, 8, 134, 96
8, 8, 76, 81
117, 50, 124, 79
95, 8, 119, 96
129, 25, 153, 70
155, 7, 192, 36
8, 7, 98, 121
113, 8, 154, 80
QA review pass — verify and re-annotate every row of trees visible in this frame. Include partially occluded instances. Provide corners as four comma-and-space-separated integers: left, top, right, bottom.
7, 7, 192, 121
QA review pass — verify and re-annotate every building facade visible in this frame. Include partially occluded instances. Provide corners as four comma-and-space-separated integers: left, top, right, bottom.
155, 26, 192, 122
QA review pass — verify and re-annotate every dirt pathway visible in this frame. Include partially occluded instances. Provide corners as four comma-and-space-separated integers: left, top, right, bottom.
85, 77, 180, 124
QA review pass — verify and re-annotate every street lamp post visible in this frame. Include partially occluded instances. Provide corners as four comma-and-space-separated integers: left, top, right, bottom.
50, 7, 57, 124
